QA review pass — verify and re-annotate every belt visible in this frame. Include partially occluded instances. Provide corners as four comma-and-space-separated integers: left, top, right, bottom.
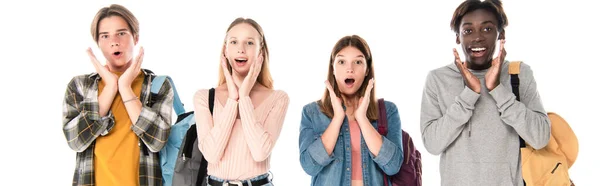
207, 176, 270, 186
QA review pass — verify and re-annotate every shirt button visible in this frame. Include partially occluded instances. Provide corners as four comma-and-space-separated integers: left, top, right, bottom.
346, 147, 350, 151
347, 168, 350, 171
346, 128, 349, 131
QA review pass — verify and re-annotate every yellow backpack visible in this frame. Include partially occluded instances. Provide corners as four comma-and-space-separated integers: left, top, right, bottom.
509, 61, 578, 186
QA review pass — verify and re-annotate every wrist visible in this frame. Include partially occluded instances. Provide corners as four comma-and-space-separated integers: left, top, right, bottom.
487, 82, 499, 90
118, 83, 132, 91
104, 84, 118, 94
123, 97, 139, 104
333, 113, 345, 121
355, 114, 368, 122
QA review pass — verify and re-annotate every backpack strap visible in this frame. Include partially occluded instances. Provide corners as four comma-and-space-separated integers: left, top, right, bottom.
376, 98, 390, 186
377, 98, 388, 136
151, 75, 185, 115
196, 88, 214, 186
182, 88, 215, 159
208, 88, 215, 114
508, 61, 522, 102
508, 61, 526, 148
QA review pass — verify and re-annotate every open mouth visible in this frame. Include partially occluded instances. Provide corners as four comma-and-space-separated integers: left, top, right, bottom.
113, 51, 122, 56
344, 78, 355, 87
234, 57, 248, 65
469, 47, 486, 58
234, 58, 248, 63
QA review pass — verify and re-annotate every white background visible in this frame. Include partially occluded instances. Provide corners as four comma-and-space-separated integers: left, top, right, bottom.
1, 0, 598, 185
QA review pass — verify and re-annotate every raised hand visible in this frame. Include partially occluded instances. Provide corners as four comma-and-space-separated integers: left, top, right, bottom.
119, 47, 144, 89
221, 54, 239, 101
485, 39, 506, 91
325, 80, 345, 120
238, 54, 263, 98
87, 47, 117, 86
454, 48, 481, 94
355, 78, 374, 121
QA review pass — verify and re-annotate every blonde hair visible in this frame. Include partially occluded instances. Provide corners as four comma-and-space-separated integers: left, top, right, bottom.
218, 18, 273, 89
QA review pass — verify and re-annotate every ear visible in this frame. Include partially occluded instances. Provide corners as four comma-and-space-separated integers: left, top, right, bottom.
134, 35, 139, 45
498, 30, 505, 40
455, 33, 461, 44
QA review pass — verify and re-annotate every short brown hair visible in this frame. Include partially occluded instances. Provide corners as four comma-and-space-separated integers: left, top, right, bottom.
319, 35, 378, 121
218, 17, 273, 89
450, 0, 508, 34
90, 4, 139, 43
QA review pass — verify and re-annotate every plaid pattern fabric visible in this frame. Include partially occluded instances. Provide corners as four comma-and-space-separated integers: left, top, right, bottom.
63, 69, 173, 186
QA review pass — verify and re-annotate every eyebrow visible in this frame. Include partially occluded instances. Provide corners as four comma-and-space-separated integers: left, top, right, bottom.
98, 28, 129, 35
481, 20, 495, 25
462, 20, 495, 26
227, 37, 256, 40
336, 54, 365, 58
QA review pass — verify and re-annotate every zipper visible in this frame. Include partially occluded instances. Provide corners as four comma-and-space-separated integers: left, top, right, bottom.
551, 162, 562, 174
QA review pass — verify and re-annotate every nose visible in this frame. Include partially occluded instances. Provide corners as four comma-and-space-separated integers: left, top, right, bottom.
474, 32, 485, 42
237, 45, 245, 54
110, 36, 121, 47
346, 68, 354, 74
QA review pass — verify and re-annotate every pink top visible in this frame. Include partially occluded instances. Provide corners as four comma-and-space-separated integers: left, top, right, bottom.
193, 89, 289, 180
349, 120, 363, 181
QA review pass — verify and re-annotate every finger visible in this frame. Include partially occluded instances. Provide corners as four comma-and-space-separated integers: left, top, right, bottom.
221, 56, 231, 76
248, 58, 257, 76
254, 56, 263, 77
135, 47, 144, 69
500, 40, 506, 61
453, 48, 465, 70
453, 48, 462, 63
87, 48, 102, 68
325, 80, 336, 97
364, 78, 374, 97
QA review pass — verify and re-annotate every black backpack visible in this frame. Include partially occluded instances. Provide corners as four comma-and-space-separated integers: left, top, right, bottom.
172, 88, 214, 186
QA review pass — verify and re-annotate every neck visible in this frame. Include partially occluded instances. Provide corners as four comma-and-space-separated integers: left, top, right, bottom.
341, 94, 360, 108
466, 60, 492, 70
107, 60, 132, 73
232, 71, 247, 88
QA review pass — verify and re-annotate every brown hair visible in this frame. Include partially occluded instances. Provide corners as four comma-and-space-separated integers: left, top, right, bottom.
319, 35, 378, 121
450, 0, 508, 34
90, 4, 139, 43
218, 18, 273, 89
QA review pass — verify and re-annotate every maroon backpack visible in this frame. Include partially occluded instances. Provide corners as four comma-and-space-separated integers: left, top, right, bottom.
377, 98, 422, 186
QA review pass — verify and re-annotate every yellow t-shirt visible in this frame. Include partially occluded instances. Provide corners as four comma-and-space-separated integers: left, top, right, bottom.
94, 71, 144, 186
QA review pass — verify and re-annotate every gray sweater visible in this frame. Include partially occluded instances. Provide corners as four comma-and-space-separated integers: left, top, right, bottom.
420, 61, 550, 186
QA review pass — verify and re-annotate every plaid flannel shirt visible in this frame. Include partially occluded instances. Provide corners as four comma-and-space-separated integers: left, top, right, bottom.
62, 69, 173, 186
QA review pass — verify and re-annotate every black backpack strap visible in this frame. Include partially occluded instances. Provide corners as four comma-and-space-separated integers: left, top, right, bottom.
510, 74, 521, 102
209, 88, 215, 115
182, 88, 215, 159
196, 88, 214, 185
509, 63, 526, 148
